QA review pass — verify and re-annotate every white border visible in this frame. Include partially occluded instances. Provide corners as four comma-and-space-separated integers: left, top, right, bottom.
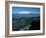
9, 4, 43, 34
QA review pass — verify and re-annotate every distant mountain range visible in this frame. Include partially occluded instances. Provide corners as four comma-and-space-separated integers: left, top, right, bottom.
12, 14, 40, 20
12, 13, 40, 18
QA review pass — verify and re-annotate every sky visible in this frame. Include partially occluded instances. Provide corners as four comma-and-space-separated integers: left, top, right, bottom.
12, 7, 40, 14
12, 7, 40, 18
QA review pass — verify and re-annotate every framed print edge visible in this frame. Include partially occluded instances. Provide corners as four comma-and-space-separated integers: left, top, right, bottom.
5, 1, 45, 37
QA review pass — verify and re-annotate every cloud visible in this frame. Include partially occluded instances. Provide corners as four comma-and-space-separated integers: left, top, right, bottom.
17, 11, 32, 14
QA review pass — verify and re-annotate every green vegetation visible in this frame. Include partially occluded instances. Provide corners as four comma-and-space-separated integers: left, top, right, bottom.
12, 17, 32, 31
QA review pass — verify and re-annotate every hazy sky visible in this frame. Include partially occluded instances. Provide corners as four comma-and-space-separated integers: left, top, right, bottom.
12, 7, 40, 18
12, 7, 40, 14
